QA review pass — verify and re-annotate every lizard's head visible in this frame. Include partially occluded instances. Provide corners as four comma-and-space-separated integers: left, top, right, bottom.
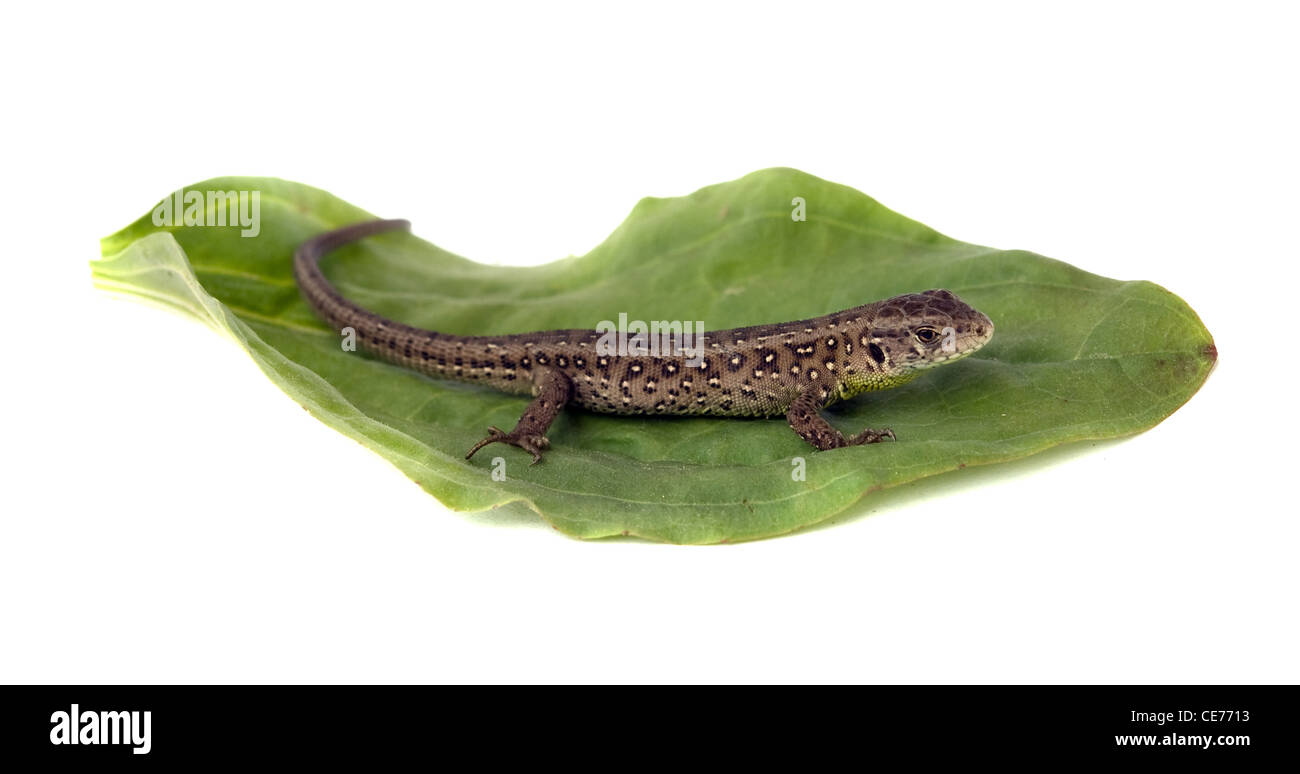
852, 289, 994, 385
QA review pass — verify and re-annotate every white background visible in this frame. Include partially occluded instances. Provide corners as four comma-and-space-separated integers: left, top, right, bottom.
2, 1, 1296, 684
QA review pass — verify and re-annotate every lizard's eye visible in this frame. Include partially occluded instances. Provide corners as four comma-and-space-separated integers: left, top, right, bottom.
914, 327, 939, 344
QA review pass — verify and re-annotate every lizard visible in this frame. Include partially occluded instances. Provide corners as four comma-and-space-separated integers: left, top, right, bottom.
294, 219, 995, 463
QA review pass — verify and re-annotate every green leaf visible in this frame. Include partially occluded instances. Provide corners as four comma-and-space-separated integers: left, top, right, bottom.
93, 169, 1215, 543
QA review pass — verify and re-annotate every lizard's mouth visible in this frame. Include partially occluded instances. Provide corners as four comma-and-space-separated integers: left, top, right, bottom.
911, 348, 975, 371
910, 317, 994, 370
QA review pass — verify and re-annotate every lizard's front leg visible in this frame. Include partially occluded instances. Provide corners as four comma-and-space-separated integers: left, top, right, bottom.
785, 385, 895, 451
466, 367, 573, 464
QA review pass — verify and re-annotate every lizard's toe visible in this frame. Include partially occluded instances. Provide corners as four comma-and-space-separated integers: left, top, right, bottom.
468, 428, 552, 464
465, 427, 511, 459
516, 434, 550, 465
848, 427, 895, 445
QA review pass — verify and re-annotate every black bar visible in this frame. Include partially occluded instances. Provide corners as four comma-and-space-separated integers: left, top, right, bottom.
1, 686, 1290, 763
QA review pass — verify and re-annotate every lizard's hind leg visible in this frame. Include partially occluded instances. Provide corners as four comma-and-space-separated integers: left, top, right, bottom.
465, 367, 573, 465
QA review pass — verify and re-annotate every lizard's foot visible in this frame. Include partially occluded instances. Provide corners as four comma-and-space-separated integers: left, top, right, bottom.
465, 425, 551, 465
847, 427, 896, 446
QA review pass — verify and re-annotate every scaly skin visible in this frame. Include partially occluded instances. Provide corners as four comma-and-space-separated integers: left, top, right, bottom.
294, 219, 995, 463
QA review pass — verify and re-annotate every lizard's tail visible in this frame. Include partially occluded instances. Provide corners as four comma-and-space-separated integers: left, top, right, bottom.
293, 218, 412, 333
293, 218, 457, 372
293, 219, 539, 391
